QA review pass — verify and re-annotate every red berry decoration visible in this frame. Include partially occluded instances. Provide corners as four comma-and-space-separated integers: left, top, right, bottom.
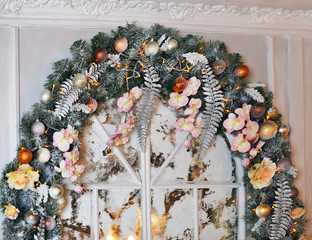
18, 148, 33, 164
251, 103, 266, 118
173, 76, 188, 92
94, 47, 108, 63
235, 65, 249, 78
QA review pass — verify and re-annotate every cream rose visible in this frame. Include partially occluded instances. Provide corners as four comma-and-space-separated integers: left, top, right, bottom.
6, 164, 39, 190
248, 158, 276, 189
5, 204, 20, 220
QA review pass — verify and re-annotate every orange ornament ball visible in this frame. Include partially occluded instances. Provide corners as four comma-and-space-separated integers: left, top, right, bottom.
18, 148, 33, 164
235, 65, 249, 78
173, 76, 188, 92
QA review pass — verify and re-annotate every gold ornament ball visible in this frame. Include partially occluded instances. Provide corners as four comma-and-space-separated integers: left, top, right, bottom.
114, 37, 128, 53
57, 196, 67, 209
166, 39, 178, 51
266, 106, 278, 120
278, 124, 290, 137
144, 40, 159, 56
73, 73, 88, 89
256, 203, 271, 218
25, 210, 39, 225
212, 59, 226, 75
37, 148, 51, 163
49, 183, 64, 199
39, 89, 51, 104
259, 120, 278, 140
18, 148, 33, 164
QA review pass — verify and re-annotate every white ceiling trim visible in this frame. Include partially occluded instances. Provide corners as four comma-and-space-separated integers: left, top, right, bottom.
1, 0, 312, 23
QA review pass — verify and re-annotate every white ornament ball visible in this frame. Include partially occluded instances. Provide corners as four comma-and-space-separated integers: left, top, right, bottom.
45, 216, 56, 231
31, 121, 45, 136
57, 196, 67, 209
166, 39, 178, 51
39, 89, 51, 104
25, 210, 39, 225
49, 184, 64, 199
144, 40, 159, 56
37, 148, 51, 163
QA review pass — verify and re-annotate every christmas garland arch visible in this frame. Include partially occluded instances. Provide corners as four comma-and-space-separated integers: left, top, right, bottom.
0, 23, 308, 239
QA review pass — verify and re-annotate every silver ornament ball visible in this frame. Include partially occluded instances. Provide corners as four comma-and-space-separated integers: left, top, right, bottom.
39, 89, 51, 104
166, 39, 178, 51
57, 196, 67, 209
37, 148, 51, 163
45, 216, 56, 231
144, 40, 159, 56
73, 73, 88, 89
31, 121, 46, 136
25, 210, 39, 225
49, 183, 64, 199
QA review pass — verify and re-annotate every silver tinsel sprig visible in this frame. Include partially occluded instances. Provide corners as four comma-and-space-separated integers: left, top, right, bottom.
244, 83, 266, 103
182, 52, 208, 66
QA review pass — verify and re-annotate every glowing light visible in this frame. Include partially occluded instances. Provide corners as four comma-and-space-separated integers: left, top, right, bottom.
248, 196, 252, 199
127, 235, 136, 240
232, 200, 236, 203
107, 234, 116, 240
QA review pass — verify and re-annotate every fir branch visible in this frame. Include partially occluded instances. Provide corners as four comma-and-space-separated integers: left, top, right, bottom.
136, 65, 161, 151
53, 78, 81, 120
270, 177, 293, 240
197, 64, 224, 160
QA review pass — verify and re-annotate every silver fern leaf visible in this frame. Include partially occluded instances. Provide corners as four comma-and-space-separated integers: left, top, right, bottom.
197, 64, 224, 161
34, 217, 45, 240
85, 61, 109, 85
244, 83, 265, 103
53, 78, 81, 120
136, 65, 161, 151
269, 177, 293, 240
72, 103, 91, 114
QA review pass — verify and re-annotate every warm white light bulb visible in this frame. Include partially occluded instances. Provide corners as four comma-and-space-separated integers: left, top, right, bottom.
107, 234, 115, 240
127, 235, 136, 240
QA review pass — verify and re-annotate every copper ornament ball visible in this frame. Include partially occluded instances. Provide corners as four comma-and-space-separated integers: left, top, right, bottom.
18, 148, 33, 164
114, 37, 128, 53
173, 76, 188, 92
255, 203, 271, 218
251, 103, 266, 119
94, 47, 108, 63
235, 65, 249, 78
276, 158, 291, 172
85, 98, 98, 114
266, 106, 278, 120
259, 120, 278, 140
212, 59, 226, 75
290, 186, 299, 199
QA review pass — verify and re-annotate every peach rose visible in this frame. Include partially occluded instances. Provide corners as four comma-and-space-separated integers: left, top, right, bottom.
6, 164, 39, 190
290, 207, 305, 219
5, 204, 20, 220
248, 158, 276, 189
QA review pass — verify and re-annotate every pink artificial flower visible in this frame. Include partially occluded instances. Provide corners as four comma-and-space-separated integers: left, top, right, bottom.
65, 125, 79, 143
184, 140, 192, 148
231, 134, 251, 153
113, 135, 130, 146
182, 77, 201, 96
242, 158, 250, 167
174, 117, 195, 132
106, 139, 114, 147
63, 147, 80, 165
223, 113, 245, 133
130, 86, 143, 100
242, 120, 259, 142
70, 165, 84, 182
168, 92, 189, 109
191, 116, 202, 138
126, 110, 136, 127
249, 140, 265, 158
235, 103, 252, 122
55, 160, 75, 178
53, 129, 71, 152
117, 93, 134, 112
74, 184, 84, 194
115, 122, 133, 135
184, 98, 202, 117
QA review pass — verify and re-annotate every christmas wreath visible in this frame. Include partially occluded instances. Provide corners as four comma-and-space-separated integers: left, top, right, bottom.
0, 23, 308, 239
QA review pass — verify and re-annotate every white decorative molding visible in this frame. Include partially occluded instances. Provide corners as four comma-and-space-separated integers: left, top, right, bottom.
1, 0, 312, 23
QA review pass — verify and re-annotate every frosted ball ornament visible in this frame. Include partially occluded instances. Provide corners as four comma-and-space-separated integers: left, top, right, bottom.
166, 38, 178, 51
114, 37, 128, 53
31, 120, 45, 136
86, 98, 98, 114
37, 148, 51, 163
259, 120, 278, 140
94, 47, 108, 63
276, 158, 291, 172
255, 203, 271, 218
144, 39, 159, 56
25, 210, 39, 225
39, 89, 51, 104
45, 216, 56, 231
250, 103, 266, 119
212, 59, 226, 75
73, 73, 88, 89
49, 184, 64, 199
57, 196, 67, 209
